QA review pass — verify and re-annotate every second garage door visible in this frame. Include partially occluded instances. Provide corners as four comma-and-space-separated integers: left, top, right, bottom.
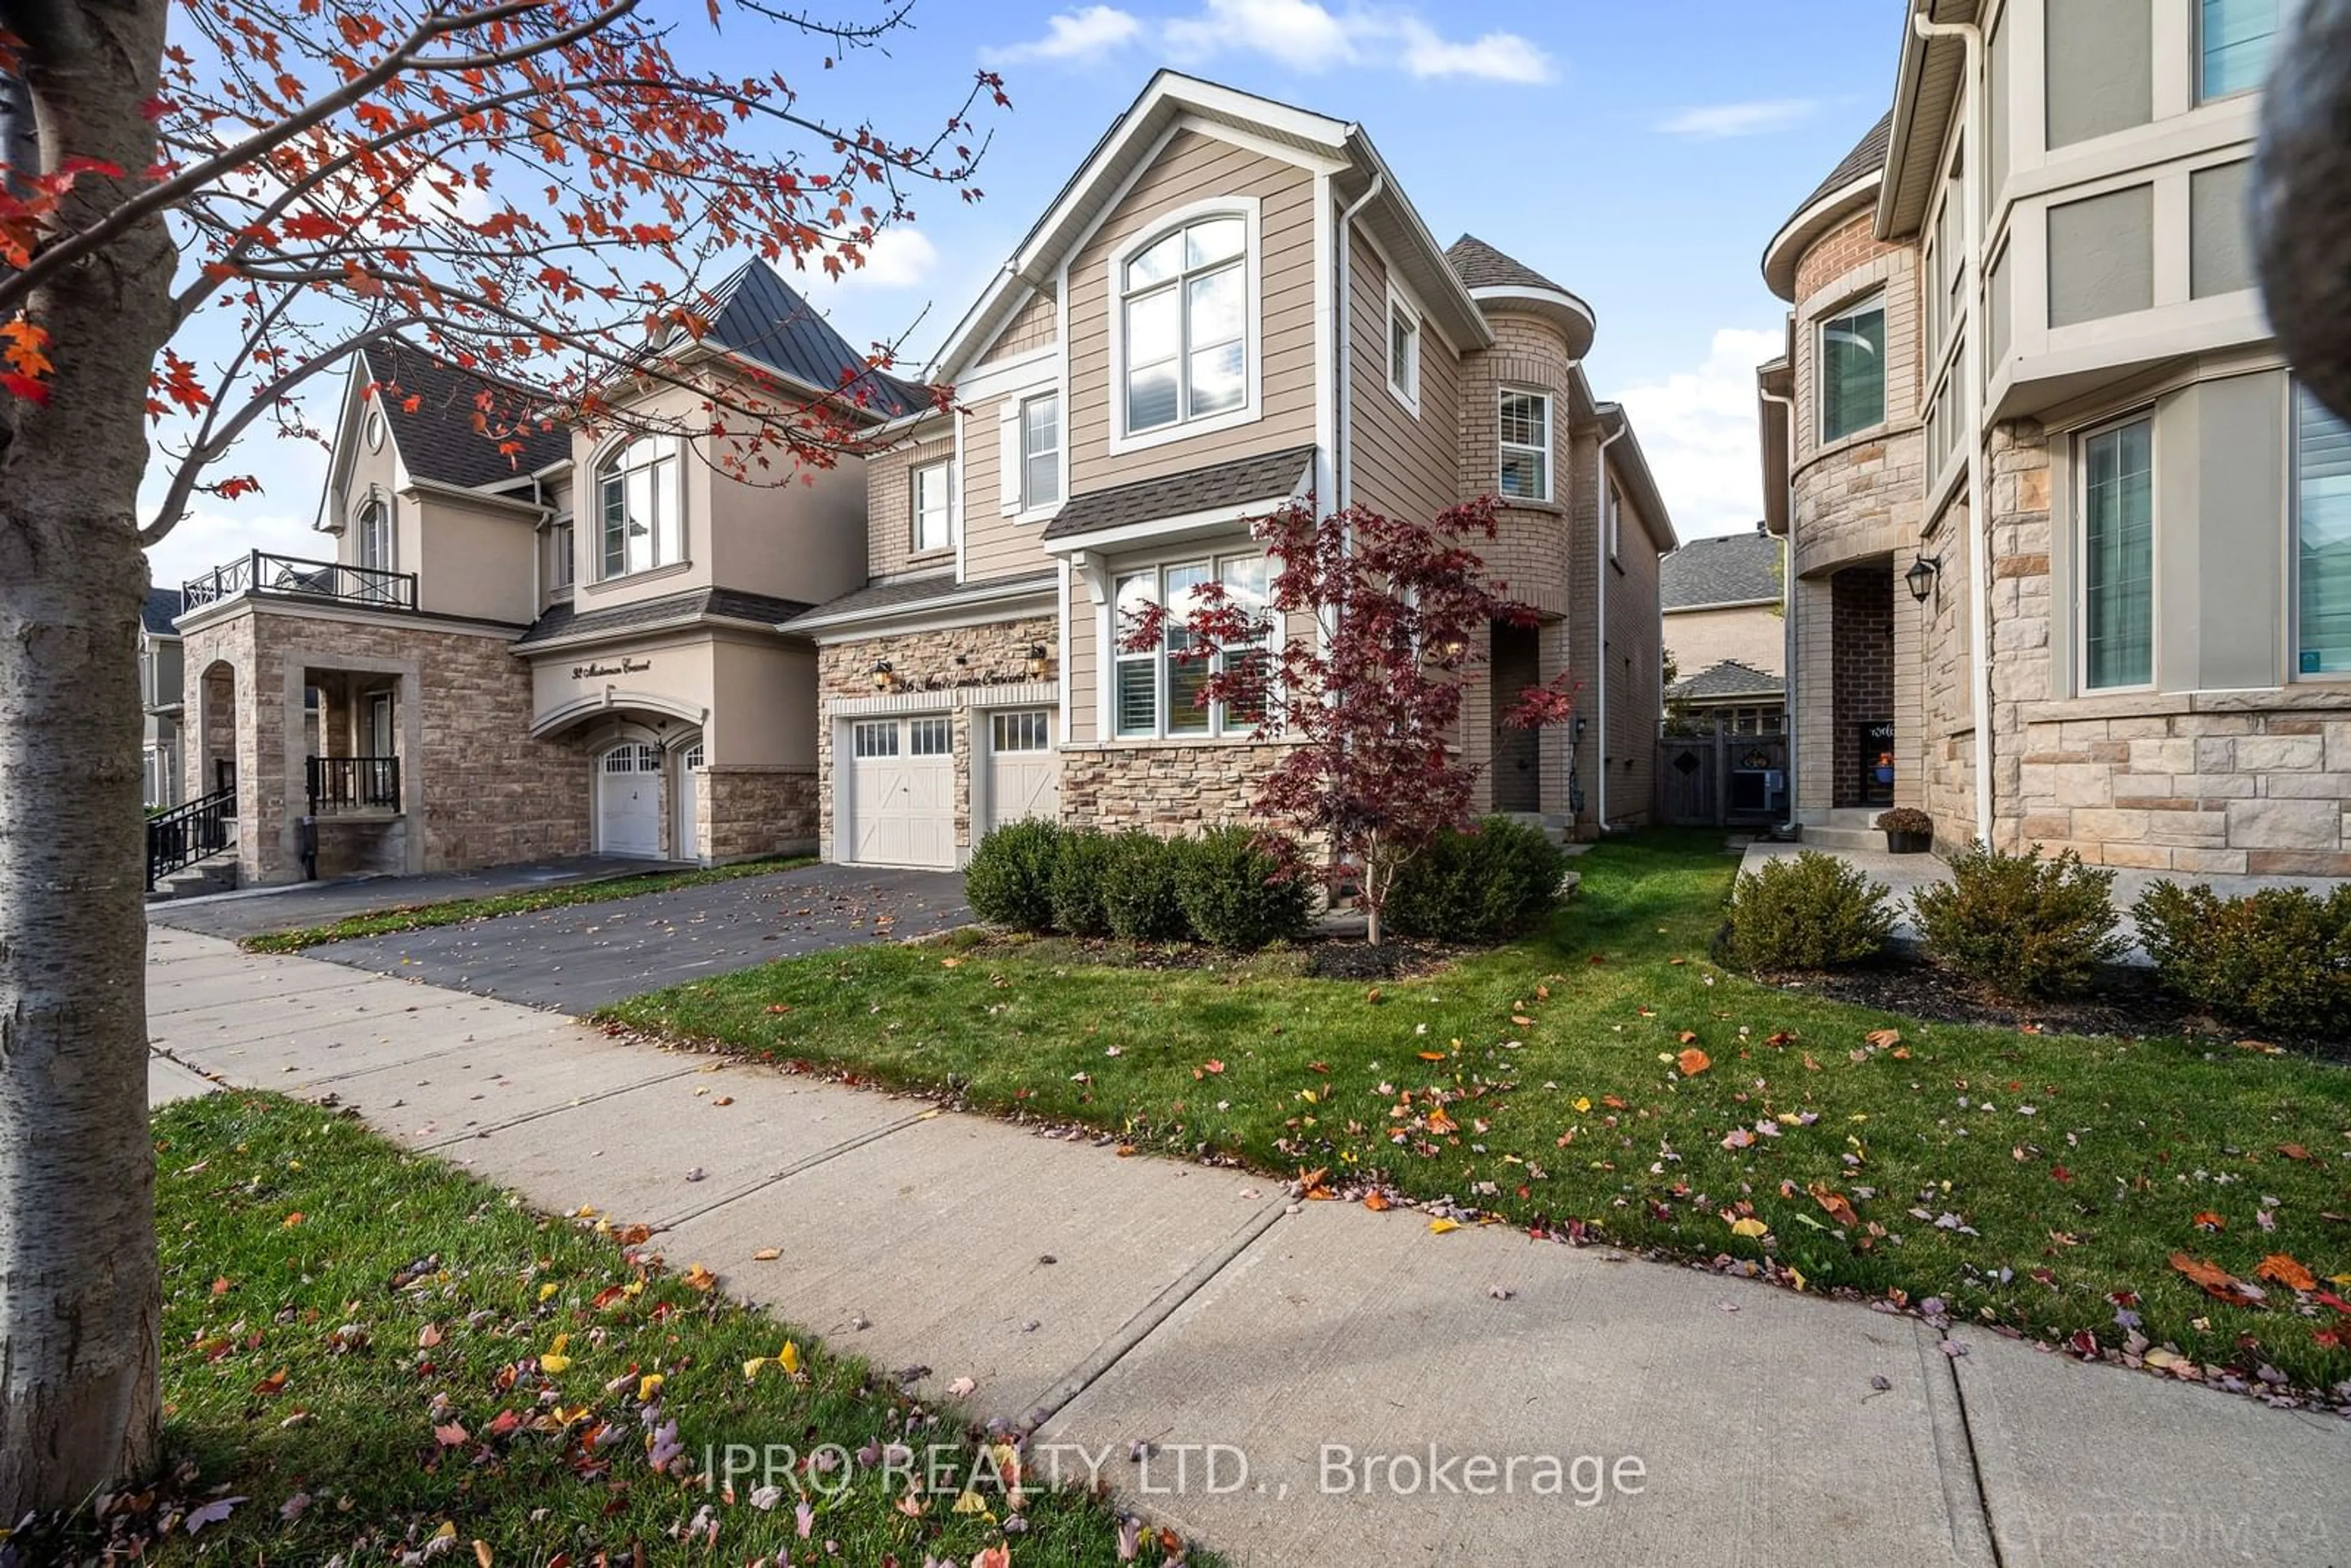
844, 716, 954, 868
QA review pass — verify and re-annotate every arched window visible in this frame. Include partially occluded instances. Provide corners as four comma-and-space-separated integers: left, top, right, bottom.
598, 434, 682, 579
354, 494, 396, 601
1118, 208, 1251, 438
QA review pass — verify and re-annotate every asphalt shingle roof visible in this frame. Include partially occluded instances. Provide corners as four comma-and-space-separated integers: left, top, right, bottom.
359, 340, 570, 490
1444, 234, 1568, 295
1040, 445, 1318, 543
141, 587, 184, 637
513, 586, 814, 650
1669, 659, 1785, 702
1788, 111, 1893, 226
1662, 530, 1783, 611
783, 570, 1057, 629
692, 259, 931, 419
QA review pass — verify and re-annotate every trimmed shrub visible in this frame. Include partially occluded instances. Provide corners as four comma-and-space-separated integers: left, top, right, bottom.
1047, 826, 1117, 939
2132, 880, 2351, 1037
1177, 826, 1313, 950
1722, 850, 1895, 972
1910, 844, 2126, 997
962, 819, 1061, 933
1101, 831, 1194, 944
1384, 817, 1572, 944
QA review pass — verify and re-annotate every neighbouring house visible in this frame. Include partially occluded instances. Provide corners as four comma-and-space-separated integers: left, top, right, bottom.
786, 70, 1675, 868
1758, 0, 2351, 874
1661, 523, 1785, 733
140, 587, 185, 809
164, 258, 916, 891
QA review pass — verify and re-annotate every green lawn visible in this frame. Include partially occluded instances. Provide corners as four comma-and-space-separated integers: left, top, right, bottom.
242, 856, 813, 952
59, 1094, 1169, 1565
602, 832, 2351, 1398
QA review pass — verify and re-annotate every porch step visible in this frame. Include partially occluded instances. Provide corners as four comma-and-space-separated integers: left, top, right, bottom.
1500, 811, 1573, 847
147, 860, 238, 903
1795, 809, 1886, 854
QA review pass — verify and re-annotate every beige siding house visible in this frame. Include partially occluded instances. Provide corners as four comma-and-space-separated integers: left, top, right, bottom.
1761, 0, 2351, 875
1662, 525, 1786, 732
789, 73, 1676, 869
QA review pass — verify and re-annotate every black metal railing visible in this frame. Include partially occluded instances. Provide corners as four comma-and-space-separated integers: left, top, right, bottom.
146, 784, 236, 890
307, 754, 400, 816
183, 551, 418, 612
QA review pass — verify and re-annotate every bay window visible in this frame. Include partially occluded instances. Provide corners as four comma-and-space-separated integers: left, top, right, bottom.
1498, 391, 1551, 502
1120, 212, 1248, 438
598, 433, 682, 579
1112, 555, 1275, 739
2297, 384, 2351, 677
2081, 416, 2154, 689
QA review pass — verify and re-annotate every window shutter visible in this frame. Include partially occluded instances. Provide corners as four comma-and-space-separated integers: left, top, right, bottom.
998, 402, 1022, 516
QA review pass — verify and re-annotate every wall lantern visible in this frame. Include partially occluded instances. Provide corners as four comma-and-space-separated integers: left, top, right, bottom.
1026, 643, 1050, 680
1905, 552, 1941, 604
871, 659, 897, 692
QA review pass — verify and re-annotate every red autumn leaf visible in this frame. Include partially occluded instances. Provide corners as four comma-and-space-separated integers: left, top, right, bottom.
1808, 1183, 1859, 1228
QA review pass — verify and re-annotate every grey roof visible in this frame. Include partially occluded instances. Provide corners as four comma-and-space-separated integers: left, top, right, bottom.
1040, 445, 1318, 542
1669, 659, 1785, 703
141, 587, 184, 637
514, 585, 813, 650
1788, 111, 1893, 226
1444, 234, 1567, 295
1662, 530, 1782, 610
783, 570, 1057, 630
359, 340, 570, 490
689, 259, 931, 419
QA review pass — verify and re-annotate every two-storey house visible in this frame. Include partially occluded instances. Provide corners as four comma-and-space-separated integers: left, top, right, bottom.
787, 72, 1676, 869
1662, 523, 1787, 733
1761, 0, 2351, 876
166, 258, 912, 890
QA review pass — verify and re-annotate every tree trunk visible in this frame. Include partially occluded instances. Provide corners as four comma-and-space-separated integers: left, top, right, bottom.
0, 0, 179, 1518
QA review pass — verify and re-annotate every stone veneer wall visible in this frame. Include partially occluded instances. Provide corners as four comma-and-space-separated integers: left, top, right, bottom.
1057, 743, 1287, 836
698, 765, 817, 862
814, 614, 1057, 858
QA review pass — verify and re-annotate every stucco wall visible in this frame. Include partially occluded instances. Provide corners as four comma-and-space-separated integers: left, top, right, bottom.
1667, 603, 1783, 679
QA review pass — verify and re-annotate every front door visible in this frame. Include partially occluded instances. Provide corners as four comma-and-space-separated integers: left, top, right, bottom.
675, 739, 703, 863
598, 742, 663, 858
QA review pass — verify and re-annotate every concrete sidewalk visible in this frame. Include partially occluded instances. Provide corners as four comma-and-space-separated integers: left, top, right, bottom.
146, 925, 2351, 1567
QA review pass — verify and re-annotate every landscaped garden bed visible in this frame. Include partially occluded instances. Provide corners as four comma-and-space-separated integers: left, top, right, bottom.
601, 831, 2351, 1409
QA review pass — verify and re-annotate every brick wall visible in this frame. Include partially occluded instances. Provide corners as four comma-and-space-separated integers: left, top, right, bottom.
1829, 567, 1894, 808
863, 435, 956, 581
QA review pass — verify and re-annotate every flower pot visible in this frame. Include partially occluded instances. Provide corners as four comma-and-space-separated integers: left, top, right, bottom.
1884, 830, 1932, 854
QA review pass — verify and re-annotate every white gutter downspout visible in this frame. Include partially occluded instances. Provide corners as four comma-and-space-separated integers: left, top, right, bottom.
1593, 415, 1629, 830
1332, 171, 1384, 511
1759, 386, 1798, 835
1913, 0, 1995, 848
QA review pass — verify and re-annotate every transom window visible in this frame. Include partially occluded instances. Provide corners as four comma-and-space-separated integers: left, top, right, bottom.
2081, 416, 2154, 690
680, 738, 705, 771
2199, 0, 2281, 102
2296, 383, 2351, 677
912, 460, 950, 553
1498, 391, 1551, 503
1113, 555, 1273, 739
910, 717, 952, 757
602, 743, 661, 773
598, 433, 683, 579
1387, 289, 1420, 411
992, 710, 1052, 752
1819, 294, 1888, 444
851, 721, 898, 759
1121, 213, 1248, 437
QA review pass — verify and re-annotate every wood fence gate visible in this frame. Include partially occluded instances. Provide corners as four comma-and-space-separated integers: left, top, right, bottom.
1656, 724, 1789, 828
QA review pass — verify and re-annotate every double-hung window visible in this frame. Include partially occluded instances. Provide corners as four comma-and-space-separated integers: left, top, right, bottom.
1498, 391, 1551, 502
2198, 0, 2281, 101
598, 434, 683, 579
912, 460, 951, 553
1387, 290, 1420, 411
2081, 416, 2154, 689
549, 519, 576, 590
354, 496, 397, 602
1819, 295, 1888, 443
1120, 214, 1248, 437
2296, 383, 2351, 677
1021, 395, 1060, 509
1112, 555, 1275, 739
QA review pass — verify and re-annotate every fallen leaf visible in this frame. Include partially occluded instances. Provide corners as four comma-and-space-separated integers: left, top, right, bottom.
947, 1375, 977, 1397
184, 1497, 244, 1535
1809, 1184, 1859, 1228
1362, 1191, 1391, 1212
1865, 1029, 1902, 1049
1677, 1047, 1711, 1078
1728, 1217, 1769, 1239
2255, 1253, 2318, 1292
751, 1248, 782, 1262
2169, 1253, 2262, 1306
1677, 1030, 1698, 1045
434, 1420, 469, 1447
2192, 1211, 2226, 1232
253, 1367, 290, 1398
1428, 1218, 1460, 1235
681, 1264, 717, 1292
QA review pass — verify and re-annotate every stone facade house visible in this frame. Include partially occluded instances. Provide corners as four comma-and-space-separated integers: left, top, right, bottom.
1760, 0, 2351, 875
1661, 524, 1785, 733
165, 259, 913, 890
788, 72, 1676, 869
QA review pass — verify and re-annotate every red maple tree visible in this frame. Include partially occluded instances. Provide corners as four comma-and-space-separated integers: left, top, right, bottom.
0, 0, 998, 1517
1119, 497, 1577, 945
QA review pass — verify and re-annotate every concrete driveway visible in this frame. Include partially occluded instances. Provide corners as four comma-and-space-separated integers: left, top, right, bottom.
283, 861, 967, 1011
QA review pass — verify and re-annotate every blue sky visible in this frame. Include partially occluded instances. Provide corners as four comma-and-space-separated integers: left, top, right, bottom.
146, 0, 1908, 587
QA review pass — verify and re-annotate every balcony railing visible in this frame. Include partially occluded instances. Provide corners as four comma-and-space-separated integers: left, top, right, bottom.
307, 754, 400, 816
184, 551, 418, 613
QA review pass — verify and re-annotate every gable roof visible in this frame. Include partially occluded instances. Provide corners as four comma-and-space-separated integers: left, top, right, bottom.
1761, 110, 1892, 300
1668, 659, 1785, 702
141, 587, 184, 637
1662, 530, 1783, 610
358, 340, 569, 490
684, 259, 929, 419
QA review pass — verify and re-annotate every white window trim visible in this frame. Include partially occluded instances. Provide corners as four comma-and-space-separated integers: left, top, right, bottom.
1385, 280, 1421, 417
2075, 409, 2160, 695
996, 383, 1065, 526
2193, 0, 2280, 105
1108, 553, 1279, 742
1498, 386, 1554, 505
910, 459, 952, 556
1606, 478, 1623, 564
1816, 290, 1891, 448
1105, 195, 1264, 457
592, 432, 688, 583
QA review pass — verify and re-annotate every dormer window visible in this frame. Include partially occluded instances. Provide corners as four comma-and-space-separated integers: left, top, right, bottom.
1116, 206, 1254, 444
598, 433, 682, 580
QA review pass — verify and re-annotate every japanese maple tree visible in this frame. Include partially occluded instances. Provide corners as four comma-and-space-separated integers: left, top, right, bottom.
0, 0, 998, 1516
1119, 497, 1576, 947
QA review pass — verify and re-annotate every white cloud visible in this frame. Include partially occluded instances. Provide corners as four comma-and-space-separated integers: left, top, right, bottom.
991, 1, 1555, 83
1614, 326, 1785, 541
813, 227, 939, 294
145, 504, 328, 594
981, 6, 1147, 66
1655, 99, 1821, 140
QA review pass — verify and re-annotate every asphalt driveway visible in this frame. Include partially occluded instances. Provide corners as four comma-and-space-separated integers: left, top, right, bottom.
287, 862, 968, 1011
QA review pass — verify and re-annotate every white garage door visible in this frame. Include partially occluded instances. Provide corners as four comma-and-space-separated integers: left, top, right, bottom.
598, 743, 664, 858
844, 716, 954, 868
986, 708, 1059, 834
